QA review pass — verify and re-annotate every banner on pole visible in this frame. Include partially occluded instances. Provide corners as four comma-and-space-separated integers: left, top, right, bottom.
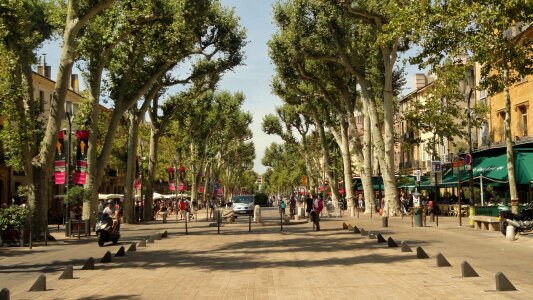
169, 180, 176, 191
54, 130, 66, 185
73, 130, 89, 185
168, 167, 175, 190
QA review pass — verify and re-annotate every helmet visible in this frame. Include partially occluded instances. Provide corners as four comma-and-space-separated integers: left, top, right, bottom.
106, 200, 114, 205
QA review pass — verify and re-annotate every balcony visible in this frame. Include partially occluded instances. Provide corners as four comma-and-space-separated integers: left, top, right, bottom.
399, 160, 421, 170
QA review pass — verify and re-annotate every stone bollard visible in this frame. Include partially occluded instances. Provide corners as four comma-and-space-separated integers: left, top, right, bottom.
0, 288, 9, 300
29, 275, 46, 291
382, 216, 389, 227
506, 225, 516, 241
58, 266, 74, 280
495, 272, 517, 291
298, 207, 306, 218
294, 215, 300, 220
461, 261, 479, 278
81, 257, 95, 270
254, 205, 262, 223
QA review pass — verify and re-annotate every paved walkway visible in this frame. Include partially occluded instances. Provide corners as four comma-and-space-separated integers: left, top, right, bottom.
1, 209, 533, 299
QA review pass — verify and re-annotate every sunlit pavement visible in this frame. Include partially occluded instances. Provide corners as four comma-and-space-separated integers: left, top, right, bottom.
1, 207, 533, 299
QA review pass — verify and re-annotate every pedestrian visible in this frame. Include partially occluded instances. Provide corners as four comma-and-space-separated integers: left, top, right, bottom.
279, 199, 286, 215
97, 200, 105, 215
305, 194, 313, 219
289, 195, 296, 217
311, 196, 324, 231
178, 198, 187, 220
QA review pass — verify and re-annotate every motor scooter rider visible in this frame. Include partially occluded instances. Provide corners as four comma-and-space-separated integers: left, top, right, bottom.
102, 200, 119, 230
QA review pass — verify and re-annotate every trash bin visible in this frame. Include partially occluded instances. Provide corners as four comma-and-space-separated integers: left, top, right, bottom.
413, 208, 423, 227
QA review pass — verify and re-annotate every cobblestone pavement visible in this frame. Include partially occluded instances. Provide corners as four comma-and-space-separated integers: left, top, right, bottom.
1, 208, 532, 299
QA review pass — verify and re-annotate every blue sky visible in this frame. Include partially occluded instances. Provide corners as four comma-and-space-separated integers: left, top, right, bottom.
37, 0, 424, 174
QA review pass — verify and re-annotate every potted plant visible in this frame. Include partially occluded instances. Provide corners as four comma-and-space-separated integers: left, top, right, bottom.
64, 186, 91, 236
0, 205, 29, 246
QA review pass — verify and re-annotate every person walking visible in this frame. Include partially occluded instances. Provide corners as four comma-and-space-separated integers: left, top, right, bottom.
279, 199, 286, 215
311, 197, 324, 231
289, 195, 296, 217
305, 194, 313, 219
178, 198, 187, 220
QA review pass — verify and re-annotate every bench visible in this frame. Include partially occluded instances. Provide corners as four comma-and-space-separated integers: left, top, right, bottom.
472, 216, 500, 231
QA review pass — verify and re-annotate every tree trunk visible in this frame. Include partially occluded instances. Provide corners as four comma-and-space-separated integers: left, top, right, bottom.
84, 70, 103, 226
381, 47, 400, 216
503, 69, 519, 213
362, 102, 376, 213
145, 128, 160, 221
311, 111, 340, 203
123, 113, 141, 223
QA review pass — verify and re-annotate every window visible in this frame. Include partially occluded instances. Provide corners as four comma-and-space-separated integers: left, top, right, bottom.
520, 106, 528, 137
498, 111, 506, 140
481, 122, 488, 145
39, 90, 45, 112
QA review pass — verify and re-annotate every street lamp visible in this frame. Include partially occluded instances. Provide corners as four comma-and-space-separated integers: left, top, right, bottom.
64, 108, 74, 236
139, 139, 145, 221
459, 66, 475, 226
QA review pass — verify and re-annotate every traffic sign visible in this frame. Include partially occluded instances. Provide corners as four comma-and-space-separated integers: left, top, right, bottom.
464, 154, 472, 165
452, 159, 464, 168
431, 161, 442, 173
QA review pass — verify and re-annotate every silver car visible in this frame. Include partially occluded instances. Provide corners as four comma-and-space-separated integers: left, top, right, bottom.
232, 195, 255, 215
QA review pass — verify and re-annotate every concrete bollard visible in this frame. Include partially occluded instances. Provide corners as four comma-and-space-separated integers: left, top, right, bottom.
360, 229, 368, 236
58, 266, 74, 280
506, 225, 516, 241
127, 242, 137, 252
0, 288, 9, 300
382, 216, 389, 227
347, 225, 353, 231
377, 233, 386, 243
461, 261, 479, 277
400, 241, 412, 252
29, 275, 46, 291
254, 205, 262, 223
138, 238, 147, 247
368, 232, 377, 239
387, 237, 398, 247
147, 235, 155, 243
81, 257, 95, 270
100, 251, 112, 263
495, 272, 517, 291
416, 247, 429, 259
342, 223, 348, 229
115, 246, 126, 257
353, 226, 361, 234
436, 253, 451, 267
161, 230, 168, 238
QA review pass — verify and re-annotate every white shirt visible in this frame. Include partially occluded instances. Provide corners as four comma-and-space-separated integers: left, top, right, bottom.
103, 207, 114, 216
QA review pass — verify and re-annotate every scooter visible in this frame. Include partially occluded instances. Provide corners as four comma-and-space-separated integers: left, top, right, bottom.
499, 205, 533, 236
96, 213, 120, 246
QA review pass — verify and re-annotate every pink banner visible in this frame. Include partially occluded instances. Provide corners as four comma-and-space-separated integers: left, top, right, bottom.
54, 131, 66, 185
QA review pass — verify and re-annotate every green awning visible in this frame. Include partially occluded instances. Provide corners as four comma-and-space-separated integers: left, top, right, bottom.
469, 154, 509, 183
353, 176, 383, 191
516, 151, 533, 185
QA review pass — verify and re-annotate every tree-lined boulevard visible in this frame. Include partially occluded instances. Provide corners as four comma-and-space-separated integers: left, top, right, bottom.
1, 0, 532, 299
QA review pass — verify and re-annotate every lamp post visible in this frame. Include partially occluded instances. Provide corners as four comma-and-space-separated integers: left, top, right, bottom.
460, 67, 475, 227
139, 139, 145, 222
65, 110, 74, 236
